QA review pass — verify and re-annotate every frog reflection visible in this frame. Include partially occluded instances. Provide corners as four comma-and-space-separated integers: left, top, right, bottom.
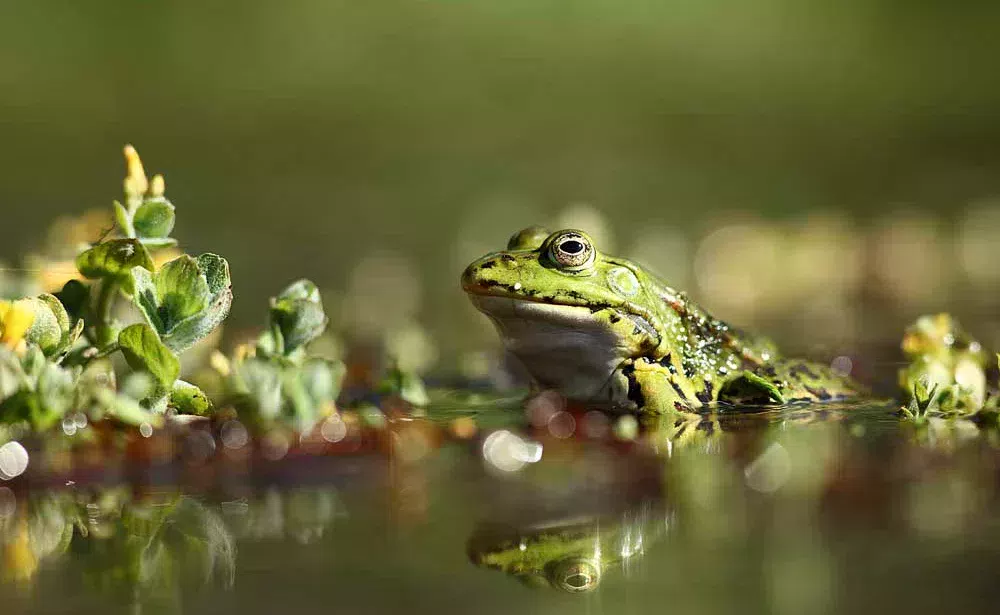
467, 501, 666, 593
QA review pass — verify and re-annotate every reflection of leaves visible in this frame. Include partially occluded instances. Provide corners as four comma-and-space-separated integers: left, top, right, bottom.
72, 496, 236, 612
223, 488, 345, 543
1, 491, 87, 585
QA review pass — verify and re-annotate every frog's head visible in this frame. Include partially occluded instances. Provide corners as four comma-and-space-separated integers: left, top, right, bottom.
462, 227, 667, 401
467, 506, 661, 593
467, 521, 606, 593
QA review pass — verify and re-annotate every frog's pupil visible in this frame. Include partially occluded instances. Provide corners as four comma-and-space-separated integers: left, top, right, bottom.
566, 573, 589, 588
561, 240, 584, 255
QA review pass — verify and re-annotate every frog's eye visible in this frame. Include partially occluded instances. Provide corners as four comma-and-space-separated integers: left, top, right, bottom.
549, 231, 595, 270
548, 557, 601, 593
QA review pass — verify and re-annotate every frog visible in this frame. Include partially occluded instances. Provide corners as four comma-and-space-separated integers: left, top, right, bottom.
461, 227, 861, 414
898, 313, 988, 412
467, 503, 663, 593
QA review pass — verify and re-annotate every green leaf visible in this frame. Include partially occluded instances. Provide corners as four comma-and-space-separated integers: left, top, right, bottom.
0, 358, 76, 431
0, 390, 48, 428
170, 380, 212, 416
112, 200, 134, 236
32, 293, 82, 357
277, 279, 321, 303
18, 294, 80, 358
61, 319, 85, 356
133, 197, 176, 239
22, 296, 63, 355
269, 279, 328, 355
130, 266, 164, 333
118, 323, 180, 390
55, 280, 89, 324
255, 328, 281, 357
119, 372, 154, 401
154, 256, 210, 331
301, 358, 344, 406
236, 358, 283, 419
0, 347, 22, 400
161, 254, 231, 353
138, 237, 179, 249
92, 387, 162, 427
76, 239, 153, 281
127, 254, 232, 352
197, 253, 230, 296
377, 364, 428, 407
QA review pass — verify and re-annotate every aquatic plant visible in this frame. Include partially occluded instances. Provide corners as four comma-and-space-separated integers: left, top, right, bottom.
898, 313, 987, 415
211, 279, 345, 431
0, 146, 229, 438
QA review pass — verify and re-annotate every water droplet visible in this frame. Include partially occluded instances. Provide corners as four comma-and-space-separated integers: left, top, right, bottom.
0, 441, 29, 480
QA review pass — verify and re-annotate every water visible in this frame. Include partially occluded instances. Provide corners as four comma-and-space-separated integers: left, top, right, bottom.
1, 400, 998, 614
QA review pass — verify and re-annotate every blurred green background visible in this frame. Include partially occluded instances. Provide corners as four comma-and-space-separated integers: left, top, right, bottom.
4, 0, 1000, 369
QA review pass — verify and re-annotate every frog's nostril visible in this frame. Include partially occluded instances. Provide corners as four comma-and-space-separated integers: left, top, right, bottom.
461, 263, 483, 290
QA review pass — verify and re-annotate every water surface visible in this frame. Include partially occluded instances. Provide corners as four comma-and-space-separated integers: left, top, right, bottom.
2, 401, 998, 614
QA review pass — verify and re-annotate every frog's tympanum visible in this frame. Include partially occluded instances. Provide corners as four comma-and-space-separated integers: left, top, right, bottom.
467, 503, 663, 593
899, 313, 988, 412
462, 227, 860, 414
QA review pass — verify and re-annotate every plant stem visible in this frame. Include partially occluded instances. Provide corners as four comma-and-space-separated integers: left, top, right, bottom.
94, 279, 120, 349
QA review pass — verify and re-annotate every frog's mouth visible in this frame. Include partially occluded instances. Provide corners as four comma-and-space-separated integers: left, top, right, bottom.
465, 294, 634, 401
466, 293, 607, 330
464, 289, 661, 348
462, 276, 661, 341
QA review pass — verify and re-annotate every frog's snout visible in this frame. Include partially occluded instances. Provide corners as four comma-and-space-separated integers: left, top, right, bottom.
460, 263, 479, 293
461, 254, 519, 294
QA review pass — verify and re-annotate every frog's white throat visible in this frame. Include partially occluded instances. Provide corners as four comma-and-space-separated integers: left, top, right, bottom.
468, 294, 630, 402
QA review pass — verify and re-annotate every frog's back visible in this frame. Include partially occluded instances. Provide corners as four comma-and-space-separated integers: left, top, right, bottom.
642, 271, 862, 405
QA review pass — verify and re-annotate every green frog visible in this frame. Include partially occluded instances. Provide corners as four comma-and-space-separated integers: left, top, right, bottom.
462, 227, 861, 414
467, 503, 663, 593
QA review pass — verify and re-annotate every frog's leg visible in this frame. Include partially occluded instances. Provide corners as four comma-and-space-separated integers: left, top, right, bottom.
718, 370, 786, 405
619, 357, 703, 414
719, 359, 860, 405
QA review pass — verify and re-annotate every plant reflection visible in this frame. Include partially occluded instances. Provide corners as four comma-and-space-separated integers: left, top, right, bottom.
1, 489, 235, 613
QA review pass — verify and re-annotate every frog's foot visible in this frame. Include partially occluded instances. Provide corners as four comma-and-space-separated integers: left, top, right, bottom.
720, 360, 861, 406
619, 357, 703, 415
718, 371, 786, 405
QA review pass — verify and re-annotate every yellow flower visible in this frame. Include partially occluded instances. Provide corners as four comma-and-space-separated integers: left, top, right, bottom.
123, 144, 149, 202
0, 300, 35, 349
150, 173, 166, 197
209, 350, 232, 377
2, 517, 38, 584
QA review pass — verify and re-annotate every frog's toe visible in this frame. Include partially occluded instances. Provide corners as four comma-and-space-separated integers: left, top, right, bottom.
718, 371, 785, 405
